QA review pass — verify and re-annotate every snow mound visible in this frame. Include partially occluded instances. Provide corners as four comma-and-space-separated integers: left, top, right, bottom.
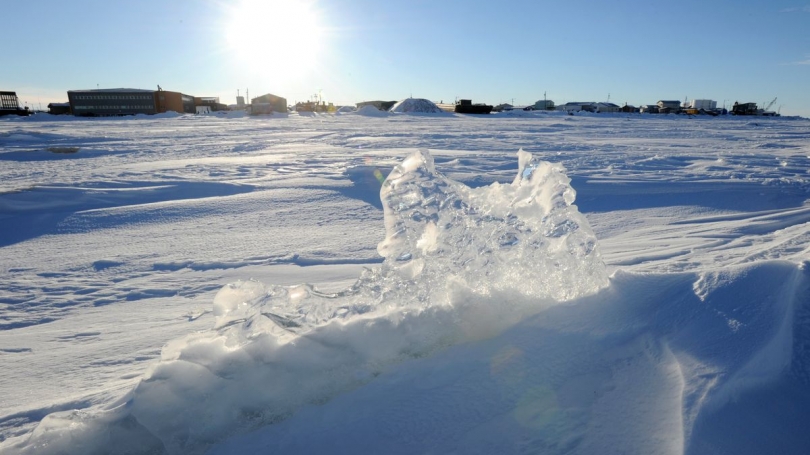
389, 98, 444, 114
336, 106, 355, 114
12, 149, 607, 455
354, 105, 389, 117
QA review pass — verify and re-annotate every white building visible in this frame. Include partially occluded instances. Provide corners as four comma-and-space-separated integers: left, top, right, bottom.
593, 102, 621, 113
689, 99, 717, 110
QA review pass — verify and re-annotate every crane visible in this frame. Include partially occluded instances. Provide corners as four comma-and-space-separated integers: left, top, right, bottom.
763, 97, 777, 112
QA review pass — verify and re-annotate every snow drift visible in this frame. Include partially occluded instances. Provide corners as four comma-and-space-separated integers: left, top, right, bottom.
208, 262, 810, 455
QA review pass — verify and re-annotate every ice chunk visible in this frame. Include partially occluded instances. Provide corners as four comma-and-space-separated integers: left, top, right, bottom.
377, 148, 607, 301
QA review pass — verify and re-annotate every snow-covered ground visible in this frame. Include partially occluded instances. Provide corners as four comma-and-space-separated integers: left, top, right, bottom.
1, 111, 809, 454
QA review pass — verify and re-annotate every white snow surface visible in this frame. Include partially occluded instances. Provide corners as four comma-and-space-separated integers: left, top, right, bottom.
1, 112, 810, 455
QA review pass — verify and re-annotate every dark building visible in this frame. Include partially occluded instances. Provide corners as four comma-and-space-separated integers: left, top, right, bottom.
156, 90, 195, 114
194, 97, 228, 112
0, 91, 30, 116
69, 88, 158, 116
68, 88, 195, 116
454, 99, 493, 114
731, 102, 758, 116
251, 93, 287, 114
47, 102, 71, 115
1, 91, 19, 110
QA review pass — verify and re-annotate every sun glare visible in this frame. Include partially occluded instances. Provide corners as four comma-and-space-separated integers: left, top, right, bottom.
225, 0, 324, 78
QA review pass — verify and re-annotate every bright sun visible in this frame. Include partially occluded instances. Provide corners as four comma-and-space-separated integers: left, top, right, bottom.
225, 0, 324, 78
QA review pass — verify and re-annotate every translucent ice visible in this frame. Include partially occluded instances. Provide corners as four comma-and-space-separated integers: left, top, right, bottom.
376, 148, 606, 302
213, 149, 607, 344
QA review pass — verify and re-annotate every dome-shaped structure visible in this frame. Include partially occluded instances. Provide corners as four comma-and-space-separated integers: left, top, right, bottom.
389, 98, 443, 114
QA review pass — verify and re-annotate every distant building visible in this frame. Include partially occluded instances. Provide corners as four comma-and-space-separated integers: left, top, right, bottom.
640, 105, 659, 113
47, 102, 71, 115
0, 91, 30, 116
194, 97, 228, 112
593, 102, 621, 113
689, 99, 717, 111
1, 91, 20, 110
657, 100, 682, 113
454, 99, 493, 114
561, 102, 597, 113
620, 104, 637, 113
69, 88, 156, 116
533, 100, 555, 110
155, 90, 195, 114
236, 96, 245, 108
557, 102, 620, 113
68, 88, 195, 116
251, 93, 287, 114
295, 100, 334, 113
731, 102, 758, 116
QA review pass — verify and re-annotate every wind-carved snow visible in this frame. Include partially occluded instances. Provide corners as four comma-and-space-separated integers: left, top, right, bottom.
15, 150, 608, 455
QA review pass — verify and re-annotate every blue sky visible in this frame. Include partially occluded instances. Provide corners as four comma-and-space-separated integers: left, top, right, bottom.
5, 0, 810, 116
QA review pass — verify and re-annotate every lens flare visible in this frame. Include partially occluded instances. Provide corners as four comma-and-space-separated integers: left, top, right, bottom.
373, 168, 385, 185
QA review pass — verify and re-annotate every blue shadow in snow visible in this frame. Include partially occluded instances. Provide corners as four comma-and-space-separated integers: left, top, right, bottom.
343, 166, 390, 210
570, 177, 810, 213
0, 181, 255, 248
